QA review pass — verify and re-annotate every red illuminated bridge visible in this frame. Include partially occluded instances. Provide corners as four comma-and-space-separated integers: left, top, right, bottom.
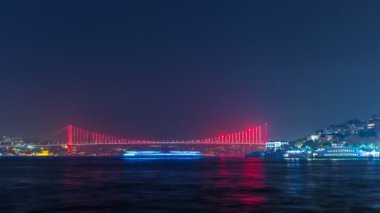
54, 124, 269, 154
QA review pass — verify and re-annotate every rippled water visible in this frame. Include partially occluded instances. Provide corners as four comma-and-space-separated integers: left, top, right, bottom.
1, 157, 380, 212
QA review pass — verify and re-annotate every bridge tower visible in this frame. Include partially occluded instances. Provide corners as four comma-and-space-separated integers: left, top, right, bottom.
67, 124, 73, 155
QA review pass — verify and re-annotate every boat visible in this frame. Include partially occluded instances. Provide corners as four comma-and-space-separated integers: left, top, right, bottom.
123, 151, 203, 159
314, 147, 367, 159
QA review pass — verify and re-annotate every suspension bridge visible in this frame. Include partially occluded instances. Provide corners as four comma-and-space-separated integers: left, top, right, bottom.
53, 124, 269, 154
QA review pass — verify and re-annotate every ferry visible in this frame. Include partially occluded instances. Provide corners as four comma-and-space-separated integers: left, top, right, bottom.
123, 151, 202, 159
314, 147, 367, 159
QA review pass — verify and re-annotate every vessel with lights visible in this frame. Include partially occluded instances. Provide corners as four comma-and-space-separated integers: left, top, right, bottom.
123, 151, 202, 159
314, 147, 367, 159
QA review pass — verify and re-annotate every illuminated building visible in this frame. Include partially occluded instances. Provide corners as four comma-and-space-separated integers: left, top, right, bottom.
35, 150, 50, 156
266, 141, 289, 151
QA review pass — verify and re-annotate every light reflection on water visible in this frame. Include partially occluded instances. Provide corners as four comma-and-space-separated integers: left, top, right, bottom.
0, 157, 380, 212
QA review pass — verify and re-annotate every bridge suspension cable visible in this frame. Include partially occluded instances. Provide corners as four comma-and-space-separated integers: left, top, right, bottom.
54, 124, 269, 154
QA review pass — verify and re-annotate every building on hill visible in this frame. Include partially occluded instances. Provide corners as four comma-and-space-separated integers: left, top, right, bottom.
292, 114, 380, 148
367, 115, 380, 138
370, 114, 380, 121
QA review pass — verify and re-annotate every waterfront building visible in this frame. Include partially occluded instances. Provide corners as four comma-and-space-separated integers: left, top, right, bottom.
266, 141, 289, 151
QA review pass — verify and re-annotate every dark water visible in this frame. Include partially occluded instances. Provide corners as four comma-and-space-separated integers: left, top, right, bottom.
1, 158, 380, 212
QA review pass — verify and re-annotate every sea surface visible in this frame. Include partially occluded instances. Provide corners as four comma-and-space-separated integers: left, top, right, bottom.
1, 157, 380, 212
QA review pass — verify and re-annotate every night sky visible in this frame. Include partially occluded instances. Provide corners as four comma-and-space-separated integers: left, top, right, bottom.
1, 1, 380, 141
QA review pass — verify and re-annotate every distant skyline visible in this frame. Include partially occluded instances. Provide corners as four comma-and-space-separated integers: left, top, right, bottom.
1, 1, 380, 141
